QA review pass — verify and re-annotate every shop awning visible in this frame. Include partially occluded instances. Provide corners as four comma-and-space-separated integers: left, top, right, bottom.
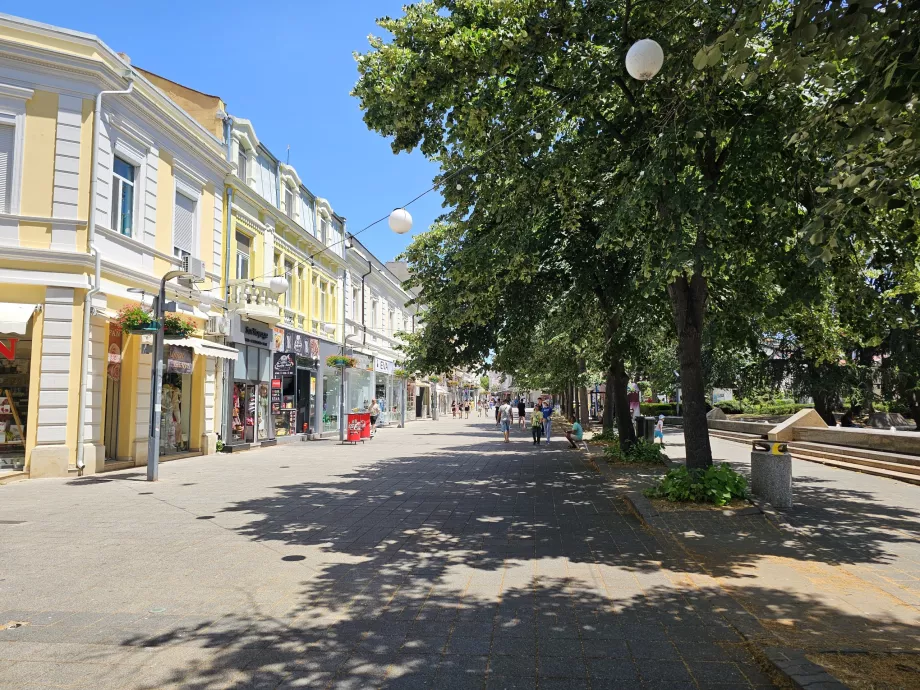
164, 337, 238, 360
0, 303, 37, 334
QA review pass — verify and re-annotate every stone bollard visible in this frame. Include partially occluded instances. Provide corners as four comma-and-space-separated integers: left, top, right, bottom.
751, 440, 793, 509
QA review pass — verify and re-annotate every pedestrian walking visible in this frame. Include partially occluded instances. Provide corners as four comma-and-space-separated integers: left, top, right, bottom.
451, 401, 457, 419
369, 400, 380, 436
464, 402, 470, 418
495, 401, 501, 426
499, 398, 513, 443
565, 415, 584, 449
542, 398, 553, 444
517, 398, 526, 431
654, 414, 665, 444
530, 404, 543, 445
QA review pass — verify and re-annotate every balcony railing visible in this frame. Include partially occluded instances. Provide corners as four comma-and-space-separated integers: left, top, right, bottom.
227, 281, 282, 325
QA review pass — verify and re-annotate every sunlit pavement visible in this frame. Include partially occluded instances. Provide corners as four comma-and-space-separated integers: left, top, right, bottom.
661, 430, 920, 654
0, 418, 775, 689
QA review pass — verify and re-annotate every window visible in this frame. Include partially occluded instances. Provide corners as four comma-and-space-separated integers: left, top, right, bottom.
370, 298, 378, 329
352, 288, 360, 319
0, 123, 13, 214
388, 309, 395, 333
111, 156, 136, 236
320, 280, 328, 322
404, 317, 410, 333
320, 219, 329, 245
237, 147, 247, 182
284, 260, 294, 305
235, 231, 251, 280
284, 187, 295, 218
173, 192, 195, 260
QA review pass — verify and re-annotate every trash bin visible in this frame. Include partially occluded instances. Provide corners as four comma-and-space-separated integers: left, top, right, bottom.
751, 440, 792, 509
358, 412, 372, 440
641, 416, 655, 442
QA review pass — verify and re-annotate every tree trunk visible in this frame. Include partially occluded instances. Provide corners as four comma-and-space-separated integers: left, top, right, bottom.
668, 272, 713, 470
603, 366, 615, 434
612, 357, 637, 450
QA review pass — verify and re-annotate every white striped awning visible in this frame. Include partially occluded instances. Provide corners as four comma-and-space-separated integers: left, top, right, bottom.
0, 303, 37, 334
164, 337, 238, 360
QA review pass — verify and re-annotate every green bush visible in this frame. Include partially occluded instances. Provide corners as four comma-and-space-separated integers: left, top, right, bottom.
604, 439, 667, 464
644, 464, 748, 506
590, 429, 620, 444
641, 403, 676, 416
714, 400, 744, 414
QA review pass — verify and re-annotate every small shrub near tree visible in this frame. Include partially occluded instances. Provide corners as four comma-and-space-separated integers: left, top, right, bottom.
644, 464, 747, 507
604, 439, 667, 464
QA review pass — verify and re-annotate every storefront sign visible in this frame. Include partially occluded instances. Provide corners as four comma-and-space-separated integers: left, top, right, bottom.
353, 354, 373, 371
271, 378, 282, 413
0, 338, 17, 362
231, 316, 272, 348
275, 327, 320, 361
374, 357, 395, 375
273, 352, 295, 377
107, 343, 122, 381
166, 345, 193, 374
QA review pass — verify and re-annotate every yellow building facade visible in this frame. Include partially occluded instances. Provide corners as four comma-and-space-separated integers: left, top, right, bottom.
0, 16, 233, 481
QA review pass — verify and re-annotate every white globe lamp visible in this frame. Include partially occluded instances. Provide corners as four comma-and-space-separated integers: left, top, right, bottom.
322, 323, 336, 335
268, 275, 290, 295
388, 208, 413, 235
625, 39, 664, 81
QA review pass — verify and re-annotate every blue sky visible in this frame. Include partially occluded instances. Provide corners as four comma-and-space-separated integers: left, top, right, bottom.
4, 1, 444, 261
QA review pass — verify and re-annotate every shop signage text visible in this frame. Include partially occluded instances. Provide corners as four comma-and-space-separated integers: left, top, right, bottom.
0, 338, 18, 362
167, 345, 193, 375
273, 352, 295, 377
274, 327, 319, 360
374, 358, 395, 375
232, 317, 271, 348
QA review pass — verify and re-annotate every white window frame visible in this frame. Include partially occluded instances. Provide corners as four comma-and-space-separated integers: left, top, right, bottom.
370, 298, 379, 330
172, 168, 203, 263
284, 185, 296, 219
319, 279, 329, 322
110, 155, 137, 236
107, 129, 150, 243
235, 230, 252, 280
0, 85, 31, 217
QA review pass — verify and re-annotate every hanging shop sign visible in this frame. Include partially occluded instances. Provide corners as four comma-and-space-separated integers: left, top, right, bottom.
273, 352, 295, 377
374, 358, 395, 376
271, 378, 282, 413
231, 316, 272, 348
166, 345, 193, 375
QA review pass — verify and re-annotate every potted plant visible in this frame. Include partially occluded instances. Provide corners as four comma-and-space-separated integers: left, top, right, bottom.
115, 304, 158, 334
394, 368, 408, 379
163, 313, 197, 338
326, 354, 357, 369
428, 375, 441, 383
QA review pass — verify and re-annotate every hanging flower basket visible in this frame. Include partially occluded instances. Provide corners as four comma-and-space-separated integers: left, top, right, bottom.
163, 313, 197, 338
115, 304, 159, 334
326, 355, 357, 369
428, 376, 441, 383
448, 379, 460, 387
393, 368, 408, 379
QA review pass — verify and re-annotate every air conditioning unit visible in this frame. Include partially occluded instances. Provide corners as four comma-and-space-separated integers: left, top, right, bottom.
181, 256, 206, 283
206, 315, 229, 336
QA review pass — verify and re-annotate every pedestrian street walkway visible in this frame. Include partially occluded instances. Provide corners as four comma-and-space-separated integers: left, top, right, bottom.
0, 418, 775, 689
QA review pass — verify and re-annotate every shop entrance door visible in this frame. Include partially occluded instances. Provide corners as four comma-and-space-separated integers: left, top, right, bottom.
103, 374, 120, 461
296, 369, 311, 434
415, 392, 423, 418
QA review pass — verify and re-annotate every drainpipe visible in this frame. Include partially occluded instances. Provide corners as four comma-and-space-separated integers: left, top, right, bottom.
221, 115, 234, 446
360, 259, 372, 346
76, 74, 135, 475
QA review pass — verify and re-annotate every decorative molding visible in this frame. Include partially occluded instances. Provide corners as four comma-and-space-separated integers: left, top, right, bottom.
0, 82, 34, 101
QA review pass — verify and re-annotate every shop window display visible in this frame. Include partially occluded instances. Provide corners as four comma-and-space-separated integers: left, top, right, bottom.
160, 372, 191, 455
323, 372, 340, 433
0, 335, 30, 472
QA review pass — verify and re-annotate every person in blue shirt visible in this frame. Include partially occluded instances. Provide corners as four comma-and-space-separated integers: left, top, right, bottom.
541, 399, 553, 444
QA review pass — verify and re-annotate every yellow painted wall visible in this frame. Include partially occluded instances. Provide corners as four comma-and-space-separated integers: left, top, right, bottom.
154, 151, 175, 276
20, 89, 58, 250
190, 355, 204, 450
76, 98, 94, 250
117, 335, 139, 459
3, 26, 102, 60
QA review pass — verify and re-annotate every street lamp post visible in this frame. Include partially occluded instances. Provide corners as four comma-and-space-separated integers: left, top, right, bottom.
146, 269, 194, 482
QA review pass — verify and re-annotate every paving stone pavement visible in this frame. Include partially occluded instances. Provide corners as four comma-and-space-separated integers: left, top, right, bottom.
0, 419, 777, 689
660, 430, 920, 654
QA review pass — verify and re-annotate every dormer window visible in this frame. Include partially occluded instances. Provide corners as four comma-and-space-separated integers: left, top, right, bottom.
236, 146, 248, 182
284, 186, 295, 218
